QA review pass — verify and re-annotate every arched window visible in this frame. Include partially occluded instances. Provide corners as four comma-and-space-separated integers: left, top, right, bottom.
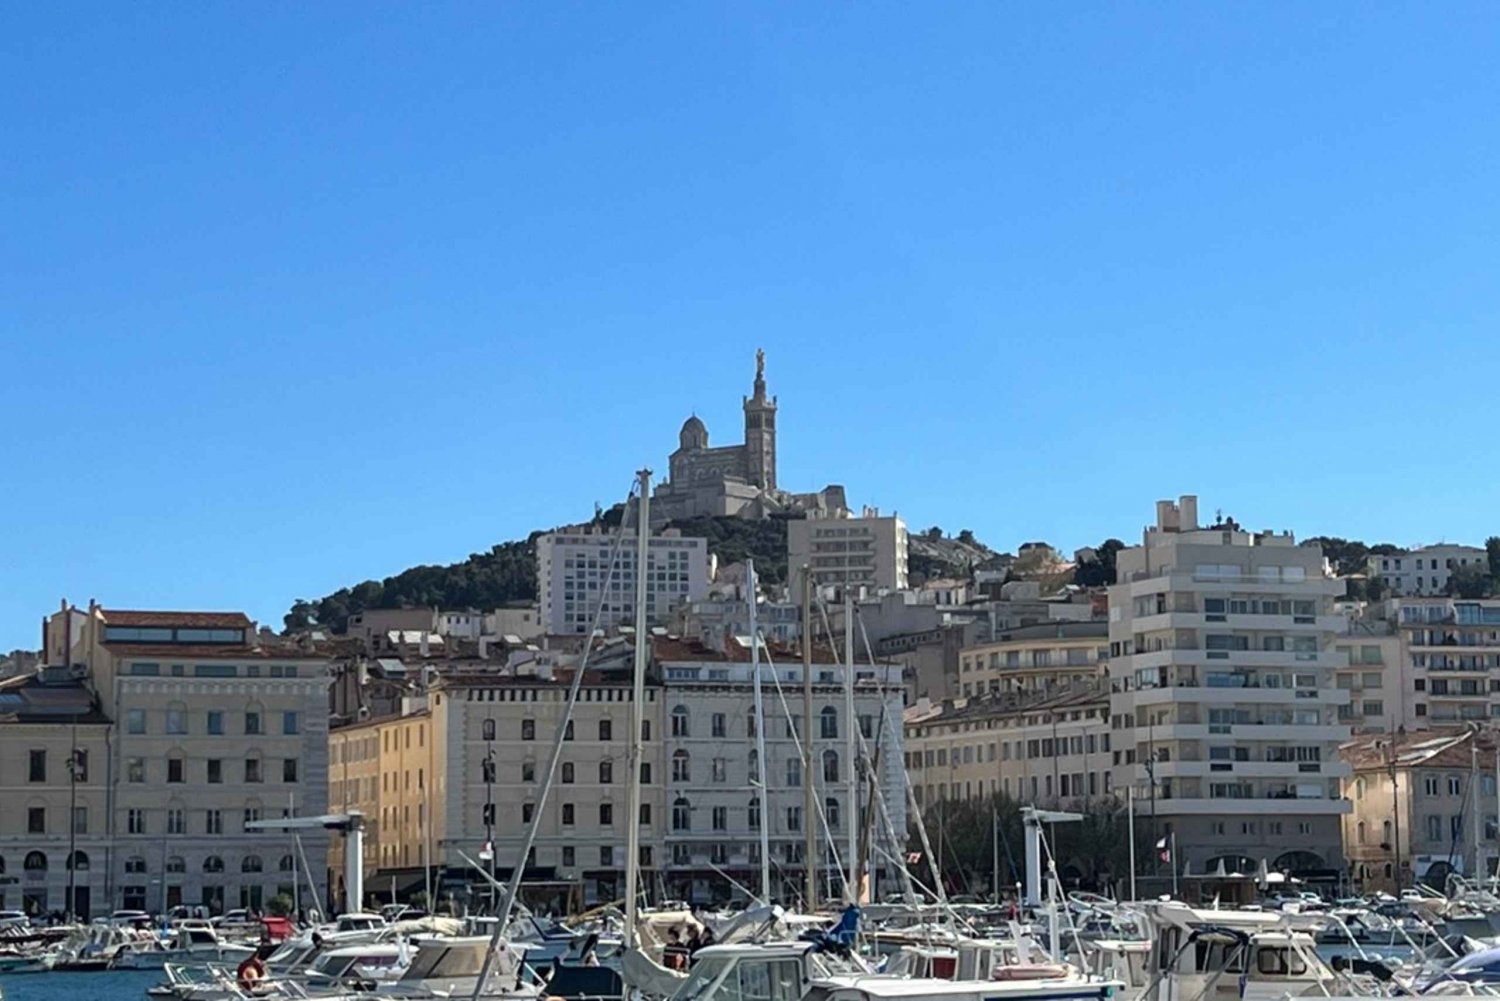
746, 711, 757, 738
202, 856, 224, 874
671, 750, 691, 783
825, 797, 840, 830
24, 852, 46, 872
1357, 821, 1367, 844
124, 856, 147, 874
671, 705, 690, 738
66, 851, 89, 871
748, 750, 760, 785
822, 749, 839, 784
786, 757, 801, 787
166, 856, 186, 874
278, 855, 296, 873
241, 855, 263, 873
0, 855, 7, 874
1383, 820, 1393, 842
1274, 850, 1325, 873
820, 706, 838, 740
672, 797, 691, 831
748, 796, 761, 831
1384, 862, 1393, 879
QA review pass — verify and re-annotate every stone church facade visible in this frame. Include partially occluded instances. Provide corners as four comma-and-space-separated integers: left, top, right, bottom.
651, 351, 846, 526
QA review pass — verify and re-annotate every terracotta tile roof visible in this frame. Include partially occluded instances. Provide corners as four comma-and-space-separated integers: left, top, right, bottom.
101, 609, 254, 629
1343, 728, 1500, 770
649, 635, 851, 665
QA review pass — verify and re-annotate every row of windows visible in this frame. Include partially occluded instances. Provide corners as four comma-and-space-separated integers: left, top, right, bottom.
16, 805, 284, 836
128, 661, 297, 677
907, 732, 1110, 769
123, 708, 299, 736
122, 755, 299, 785
914, 771, 1112, 805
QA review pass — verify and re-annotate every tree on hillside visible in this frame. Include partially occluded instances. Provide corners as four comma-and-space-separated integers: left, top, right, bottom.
1447, 565, 1493, 599
1074, 538, 1125, 588
1487, 537, 1500, 580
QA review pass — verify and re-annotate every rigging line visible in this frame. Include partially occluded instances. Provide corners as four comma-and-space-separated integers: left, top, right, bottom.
850, 606, 977, 935
758, 642, 848, 884
472, 474, 642, 1001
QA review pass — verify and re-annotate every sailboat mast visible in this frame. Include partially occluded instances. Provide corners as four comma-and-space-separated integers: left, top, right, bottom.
748, 559, 771, 904
844, 590, 857, 903
624, 470, 652, 946
802, 566, 817, 910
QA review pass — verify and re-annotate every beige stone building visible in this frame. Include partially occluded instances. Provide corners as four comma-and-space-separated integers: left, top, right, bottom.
1342, 729, 1500, 891
0, 671, 111, 917
788, 509, 909, 603
328, 708, 434, 906
1332, 619, 1404, 736
430, 668, 667, 911
957, 621, 1109, 699
43, 604, 332, 915
904, 685, 1112, 810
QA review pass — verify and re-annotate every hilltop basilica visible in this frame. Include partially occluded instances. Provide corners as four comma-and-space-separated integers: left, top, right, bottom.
650, 350, 848, 526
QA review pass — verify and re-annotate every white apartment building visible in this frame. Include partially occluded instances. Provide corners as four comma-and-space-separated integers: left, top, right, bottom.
1392, 596, 1500, 727
788, 509, 909, 602
655, 636, 908, 906
44, 604, 332, 916
1368, 545, 1487, 597
1107, 497, 1351, 881
537, 527, 711, 635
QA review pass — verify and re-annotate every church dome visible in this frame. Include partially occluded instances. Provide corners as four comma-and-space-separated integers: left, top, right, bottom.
679, 415, 708, 451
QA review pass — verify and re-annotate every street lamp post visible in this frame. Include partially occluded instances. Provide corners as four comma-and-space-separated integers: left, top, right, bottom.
66, 744, 84, 920
481, 718, 497, 913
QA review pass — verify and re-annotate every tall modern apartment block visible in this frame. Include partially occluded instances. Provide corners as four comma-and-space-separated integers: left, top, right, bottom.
537, 527, 710, 635
1107, 496, 1351, 879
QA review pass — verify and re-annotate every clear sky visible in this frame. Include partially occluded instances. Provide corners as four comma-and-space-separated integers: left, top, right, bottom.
5, 5, 1500, 649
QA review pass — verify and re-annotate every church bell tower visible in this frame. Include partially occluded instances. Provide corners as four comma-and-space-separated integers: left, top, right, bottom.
742, 348, 777, 490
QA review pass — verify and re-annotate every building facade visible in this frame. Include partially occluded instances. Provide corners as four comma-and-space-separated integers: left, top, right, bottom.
788, 510, 909, 602
904, 685, 1112, 810
957, 622, 1109, 699
1106, 497, 1351, 879
1368, 545, 1488, 597
430, 668, 667, 912
1393, 597, 1500, 727
1331, 618, 1404, 736
44, 604, 332, 915
1342, 729, 1500, 891
536, 527, 711, 635
0, 672, 111, 918
654, 637, 908, 906
328, 707, 434, 908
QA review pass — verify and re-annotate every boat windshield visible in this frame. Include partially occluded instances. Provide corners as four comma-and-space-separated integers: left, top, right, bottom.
671, 957, 735, 1001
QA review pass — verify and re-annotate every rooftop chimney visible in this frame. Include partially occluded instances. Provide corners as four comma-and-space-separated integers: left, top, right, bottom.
1179, 495, 1199, 531
1155, 500, 1180, 533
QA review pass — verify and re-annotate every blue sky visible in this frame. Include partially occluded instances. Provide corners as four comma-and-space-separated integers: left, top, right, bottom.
5, 5, 1500, 649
